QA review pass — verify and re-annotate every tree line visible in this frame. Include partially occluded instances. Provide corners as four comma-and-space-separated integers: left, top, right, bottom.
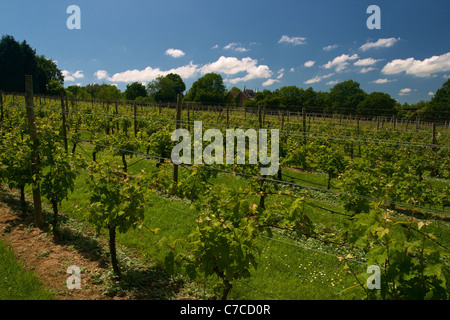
1, 34, 448, 120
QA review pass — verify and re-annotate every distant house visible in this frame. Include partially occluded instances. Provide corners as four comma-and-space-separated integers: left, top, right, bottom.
226, 86, 256, 107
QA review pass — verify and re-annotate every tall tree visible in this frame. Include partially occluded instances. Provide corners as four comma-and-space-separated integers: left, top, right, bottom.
185, 73, 226, 104
0, 35, 63, 94
147, 73, 186, 102
429, 79, 450, 113
328, 80, 367, 113
357, 92, 396, 115
125, 82, 147, 101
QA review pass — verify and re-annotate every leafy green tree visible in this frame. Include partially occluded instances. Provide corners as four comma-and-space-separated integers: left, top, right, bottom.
328, 80, 367, 113
185, 73, 226, 104
274, 86, 304, 107
0, 35, 35, 92
66, 85, 91, 99
358, 92, 396, 115
428, 79, 450, 119
36, 55, 64, 94
147, 73, 186, 102
124, 82, 147, 101
97, 84, 123, 101
0, 35, 63, 94
46, 80, 65, 97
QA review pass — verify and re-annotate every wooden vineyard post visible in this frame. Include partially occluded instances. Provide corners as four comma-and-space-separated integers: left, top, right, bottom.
302, 107, 307, 145
134, 101, 138, 137
173, 94, 182, 185
432, 122, 436, 146
25, 75, 43, 228
357, 115, 361, 157
60, 92, 68, 153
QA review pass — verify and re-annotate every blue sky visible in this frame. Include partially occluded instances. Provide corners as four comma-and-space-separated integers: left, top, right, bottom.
1, 0, 449, 104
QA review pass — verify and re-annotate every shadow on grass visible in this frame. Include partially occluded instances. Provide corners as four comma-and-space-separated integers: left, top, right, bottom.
0, 187, 194, 300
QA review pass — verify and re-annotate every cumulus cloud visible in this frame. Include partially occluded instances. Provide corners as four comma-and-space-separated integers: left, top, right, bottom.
278, 35, 307, 46
201, 56, 272, 84
360, 37, 400, 51
326, 80, 340, 86
165, 48, 185, 58
323, 54, 359, 72
304, 60, 315, 67
354, 58, 382, 67
381, 52, 450, 77
262, 78, 280, 87
304, 73, 334, 84
399, 88, 412, 96
108, 61, 199, 83
94, 70, 109, 80
62, 70, 84, 82
359, 67, 376, 73
323, 44, 339, 51
224, 42, 249, 52
62, 70, 74, 82
372, 78, 396, 84
105, 56, 272, 85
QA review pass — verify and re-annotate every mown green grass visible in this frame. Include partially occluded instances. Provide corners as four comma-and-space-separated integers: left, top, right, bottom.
0, 239, 54, 300
53, 143, 372, 300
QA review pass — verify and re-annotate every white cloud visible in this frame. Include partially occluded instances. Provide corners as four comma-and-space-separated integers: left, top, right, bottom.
211, 44, 219, 49
289, 67, 295, 72
399, 88, 412, 96
165, 48, 185, 58
98, 55, 273, 86
276, 68, 285, 79
262, 78, 280, 87
360, 37, 400, 51
224, 42, 249, 52
381, 52, 450, 78
354, 58, 382, 67
428, 91, 435, 96
304, 73, 335, 84
323, 54, 359, 72
372, 78, 395, 84
62, 70, 74, 82
323, 44, 338, 51
94, 70, 109, 80
108, 61, 199, 83
278, 35, 307, 46
201, 56, 272, 84
359, 67, 376, 73
326, 80, 340, 86
304, 60, 315, 67
63, 70, 84, 82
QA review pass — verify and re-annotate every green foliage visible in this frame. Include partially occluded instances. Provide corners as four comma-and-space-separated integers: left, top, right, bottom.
0, 132, 33, 197
185, 73, 226, 104
147, 73, 186, 102
125, 82, 147, 101
178, 186, 261, 299
328, 80, 367, 112
0, 35, 63, 94
86, 160, 148, 275
342, 207, 450, 300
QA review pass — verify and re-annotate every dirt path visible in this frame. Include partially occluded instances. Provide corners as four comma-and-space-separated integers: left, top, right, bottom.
0, 199, 110, 299
0, 189, 197, 300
